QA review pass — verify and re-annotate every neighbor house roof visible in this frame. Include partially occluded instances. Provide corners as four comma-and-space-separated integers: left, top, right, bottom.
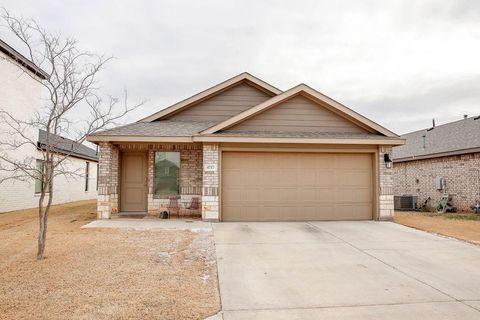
139, 72, 282, 122
38, 130, 98, 162
0, 38, 49, 79
392, 116, 480, 162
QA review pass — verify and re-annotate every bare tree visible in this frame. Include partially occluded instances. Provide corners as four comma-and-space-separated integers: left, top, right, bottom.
0, 9, 143, 260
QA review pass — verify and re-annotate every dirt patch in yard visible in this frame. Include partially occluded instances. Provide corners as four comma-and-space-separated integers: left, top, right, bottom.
0, 200, 220, 319
395, 211, 480, 245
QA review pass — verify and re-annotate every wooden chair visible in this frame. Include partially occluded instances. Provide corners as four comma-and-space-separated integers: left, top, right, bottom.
184, 197, 200, 217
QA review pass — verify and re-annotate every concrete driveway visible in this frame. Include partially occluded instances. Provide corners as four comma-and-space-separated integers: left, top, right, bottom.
211, 221, 480, 319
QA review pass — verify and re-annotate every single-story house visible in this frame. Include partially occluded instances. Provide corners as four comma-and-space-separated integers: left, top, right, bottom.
0, 39, 99, 212
88, 73, 404, 221
393, 116, 480, 212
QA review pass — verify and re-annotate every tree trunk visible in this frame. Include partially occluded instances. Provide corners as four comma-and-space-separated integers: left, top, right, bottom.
37, 203, 47, 260
37, 160, 53, 260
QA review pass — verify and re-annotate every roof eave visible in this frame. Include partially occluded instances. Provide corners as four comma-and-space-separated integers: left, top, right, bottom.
0, 39, 49, 80
87, 135, 194, 143
193, 135, 405, 145
393, 147, 480, 163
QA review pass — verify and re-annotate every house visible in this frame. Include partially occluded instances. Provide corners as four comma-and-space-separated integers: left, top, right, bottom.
392, 116, 480, 212
0, 39, 98, 212
88, 73, 404, 221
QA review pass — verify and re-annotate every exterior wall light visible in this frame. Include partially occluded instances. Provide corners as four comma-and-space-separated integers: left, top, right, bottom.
384, 153, 393, 169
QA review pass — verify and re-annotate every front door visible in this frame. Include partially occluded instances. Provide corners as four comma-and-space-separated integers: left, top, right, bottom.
121, 152, 148, 212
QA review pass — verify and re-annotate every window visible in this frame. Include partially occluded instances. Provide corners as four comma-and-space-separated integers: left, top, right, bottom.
35, 159, 44, 194
85, 162, 89, 192
154, 152, 180, 195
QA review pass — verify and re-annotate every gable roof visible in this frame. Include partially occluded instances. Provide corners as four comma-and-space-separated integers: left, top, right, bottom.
38, 130, 98, 161
139, 72, 282, 122
0, 38, 48, 80
201, 84, 400, 138
392, 116, 480, 162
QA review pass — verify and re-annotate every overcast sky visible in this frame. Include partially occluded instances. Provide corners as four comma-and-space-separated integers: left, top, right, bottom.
2, 0, 480, 134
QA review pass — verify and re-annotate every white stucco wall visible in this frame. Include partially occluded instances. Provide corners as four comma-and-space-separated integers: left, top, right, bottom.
0, 150, 98, 212
0, 50, 98, 213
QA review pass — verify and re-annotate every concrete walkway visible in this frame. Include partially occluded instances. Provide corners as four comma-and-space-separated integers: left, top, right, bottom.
211, 221, 480, 319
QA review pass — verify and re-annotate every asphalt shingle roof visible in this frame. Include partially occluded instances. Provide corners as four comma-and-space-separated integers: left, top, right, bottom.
213, 130, 391, 139
392, 116, 480, 161
38, 130, 98, 161
93, 120, 218, 137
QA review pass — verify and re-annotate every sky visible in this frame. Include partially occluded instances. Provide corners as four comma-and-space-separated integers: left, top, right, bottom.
1, 0, 480, 135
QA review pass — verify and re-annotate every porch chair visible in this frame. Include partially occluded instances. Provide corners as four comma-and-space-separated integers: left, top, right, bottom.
166, 197, 180, 218
183, 197, 201, 218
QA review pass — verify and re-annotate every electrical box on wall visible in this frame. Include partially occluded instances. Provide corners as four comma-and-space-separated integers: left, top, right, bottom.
435, 177, 446, 190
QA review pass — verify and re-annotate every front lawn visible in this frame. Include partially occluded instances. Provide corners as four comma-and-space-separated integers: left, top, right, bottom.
0, 200, 220, 319
394, 211, 480, 244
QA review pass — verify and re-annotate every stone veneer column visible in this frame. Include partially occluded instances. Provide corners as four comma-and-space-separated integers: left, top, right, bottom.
97, 142, 119, 219
202, 143, 220, 221
378, 146, 394, 220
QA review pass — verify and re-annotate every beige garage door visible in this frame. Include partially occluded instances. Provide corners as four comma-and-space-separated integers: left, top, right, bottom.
221, 152, 373, 221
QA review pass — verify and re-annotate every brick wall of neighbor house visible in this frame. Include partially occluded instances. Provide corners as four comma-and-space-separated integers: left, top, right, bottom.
393, 153, 480, 212
146, 144, 203, 215
379, 146, 394, 220
97, 142, 119, 219
202, 143, 220, 221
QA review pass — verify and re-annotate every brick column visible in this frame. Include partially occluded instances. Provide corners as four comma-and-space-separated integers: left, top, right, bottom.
202, 143, 220, 221
379, 146, 394, 220
97, 142, 119, 219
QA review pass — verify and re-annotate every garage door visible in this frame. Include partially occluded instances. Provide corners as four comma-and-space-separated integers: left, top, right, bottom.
221, 152, 373, 221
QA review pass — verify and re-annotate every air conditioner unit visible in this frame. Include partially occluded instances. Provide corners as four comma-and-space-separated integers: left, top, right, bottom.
394, 195, 418, 211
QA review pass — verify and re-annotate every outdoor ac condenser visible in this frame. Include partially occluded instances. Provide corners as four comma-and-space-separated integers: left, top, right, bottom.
394, 195, 418, 210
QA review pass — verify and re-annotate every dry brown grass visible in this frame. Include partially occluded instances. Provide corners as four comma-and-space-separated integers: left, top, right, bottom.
395, 211, 480, 245
0, 201, 220, 319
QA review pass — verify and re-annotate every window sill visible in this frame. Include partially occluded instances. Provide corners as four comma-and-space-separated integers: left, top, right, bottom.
34, 192, 50, 197
153, 195, 180, 199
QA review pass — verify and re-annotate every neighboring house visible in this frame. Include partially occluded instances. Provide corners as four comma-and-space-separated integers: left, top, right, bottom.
393, 116, 480, 212
88, 72, 404, 221
0, 39, 98, 213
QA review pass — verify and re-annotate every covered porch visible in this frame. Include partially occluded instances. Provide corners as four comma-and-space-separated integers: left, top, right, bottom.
95, 141, 219, 220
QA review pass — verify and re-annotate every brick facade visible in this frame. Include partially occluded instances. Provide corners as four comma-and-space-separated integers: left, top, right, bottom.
96, 142, 203, 218
202, 143, 220, 221
379, 146, 394, 220
393, 153, 480, 212
146, 144, 203, 215
97, 142, 119, 219
96, 142, 398, 221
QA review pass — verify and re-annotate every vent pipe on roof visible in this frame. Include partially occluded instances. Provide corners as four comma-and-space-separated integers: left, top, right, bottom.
463, 114, 468, 119
427, 118, 435, 131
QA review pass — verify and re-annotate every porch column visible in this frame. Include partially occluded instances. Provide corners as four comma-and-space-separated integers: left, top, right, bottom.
378, 146, 394, 220
97, 142, 119, 219
202, 143, 220, 221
